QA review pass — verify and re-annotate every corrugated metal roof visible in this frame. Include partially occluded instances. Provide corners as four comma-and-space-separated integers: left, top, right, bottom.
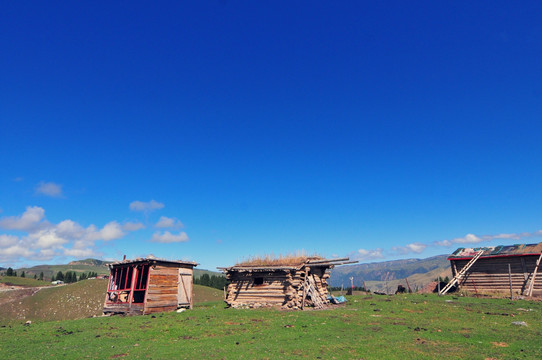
108, 257, 198, 268
448, 242, 542, 260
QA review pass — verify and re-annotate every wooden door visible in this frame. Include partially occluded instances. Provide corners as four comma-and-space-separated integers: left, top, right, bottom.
178, 268, 193, 308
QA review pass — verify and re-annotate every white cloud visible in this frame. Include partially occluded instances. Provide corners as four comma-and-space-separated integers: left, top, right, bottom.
129, 200, 164, 212
151, 231, 189, 243
0, 234, 19, 247
392, 242, 427, 255
56, 219, 85, 239
0, 244, 34, 258
453, 233, 483, 244
0, 206, 46, 231
434, 239, 453, 247
33, 229, 69, 248
99, 221, 125, 241
123, 222, 145, 231
35, 181, 63, 197
434, 229, 542, 248
35, 248, 56, 260
491, 233, 520, 240
0, 206, 131, 264
351, 248, 385, 261
155, 216, 184, 229
63, 248, 99, 258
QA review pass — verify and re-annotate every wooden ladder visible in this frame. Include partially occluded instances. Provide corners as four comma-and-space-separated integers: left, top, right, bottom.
304, 275, 325, 309
439, 250, 484, 295
525, 253, 542, 297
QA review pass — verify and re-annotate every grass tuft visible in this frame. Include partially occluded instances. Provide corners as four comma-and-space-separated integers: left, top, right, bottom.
236, 252, 323, 266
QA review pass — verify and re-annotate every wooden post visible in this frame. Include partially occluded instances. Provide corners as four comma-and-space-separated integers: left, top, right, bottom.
527, 253, 542, 297
127, 265, 138, 308
520, 258, 529, 295
508, 263, 513, 300
405, 278, 412, 293
471, 279, 478, 295
301, 279, 306, 310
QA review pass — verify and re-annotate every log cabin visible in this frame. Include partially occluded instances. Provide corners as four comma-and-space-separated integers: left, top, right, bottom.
219, 256, 355, 310
103, 257, 197, 315
446, 242, 542, 297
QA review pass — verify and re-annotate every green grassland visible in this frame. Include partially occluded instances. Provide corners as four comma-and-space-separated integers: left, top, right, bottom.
15, 264, 110, 281
1, 293, 541, 359
0, 276, 51, 287
0, 279, 107, 322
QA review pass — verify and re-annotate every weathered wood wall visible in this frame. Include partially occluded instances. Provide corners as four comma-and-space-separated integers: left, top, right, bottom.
452, 255, 542, 297
144, 264, 180, 314
178, 266, 194, 308
225, 266, 331, 309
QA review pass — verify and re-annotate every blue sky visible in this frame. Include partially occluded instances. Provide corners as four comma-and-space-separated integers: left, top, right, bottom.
1, 1, 542, 271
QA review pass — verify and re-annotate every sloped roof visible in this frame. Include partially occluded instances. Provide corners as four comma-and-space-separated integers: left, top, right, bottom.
448, 242, 542, 260
218, 257, 356, 272
108, 257, 198, 268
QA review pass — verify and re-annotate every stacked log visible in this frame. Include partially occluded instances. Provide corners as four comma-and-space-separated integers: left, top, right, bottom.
223, 265, 332, 309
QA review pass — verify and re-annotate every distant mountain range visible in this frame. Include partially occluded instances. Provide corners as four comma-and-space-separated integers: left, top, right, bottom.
330, 254, 452, 293
67, 258, 111, 266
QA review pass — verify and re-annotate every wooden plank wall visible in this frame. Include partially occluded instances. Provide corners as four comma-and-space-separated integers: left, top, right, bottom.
144, 264, 179, 314
452, 255, 542, 296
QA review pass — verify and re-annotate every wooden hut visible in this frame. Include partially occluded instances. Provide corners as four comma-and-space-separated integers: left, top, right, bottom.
103, 257, 197, 315
442, 242, 542, 297
219, 256, 355, 309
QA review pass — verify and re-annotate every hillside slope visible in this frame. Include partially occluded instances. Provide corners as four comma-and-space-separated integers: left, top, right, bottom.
330, 255, 451, 292
0, 280, 223, 323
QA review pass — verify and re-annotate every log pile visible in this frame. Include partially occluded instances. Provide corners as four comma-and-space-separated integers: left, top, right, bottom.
219, 257, 355, 310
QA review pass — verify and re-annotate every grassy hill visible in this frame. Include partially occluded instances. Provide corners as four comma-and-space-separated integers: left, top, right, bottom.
1, 293, 541, 359
16, 263, 110, 281
0, 276, 51, 287
330, 255, 451, 292
0, 278, 223, 323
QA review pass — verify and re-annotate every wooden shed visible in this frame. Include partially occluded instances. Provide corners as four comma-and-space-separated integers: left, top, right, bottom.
219, 256, 355, 310
103, 257, 197, 315
441, 242, 542, 297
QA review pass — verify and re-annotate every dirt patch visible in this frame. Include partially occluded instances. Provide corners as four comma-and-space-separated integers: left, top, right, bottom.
491, 342, 509, 347
0, 288, 39, 306
403, 308, 423, 313
110, 353, 128, 358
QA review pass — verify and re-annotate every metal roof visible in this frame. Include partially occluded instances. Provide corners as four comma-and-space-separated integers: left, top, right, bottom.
448, 242, 542, 260
108, 257, 198, 268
